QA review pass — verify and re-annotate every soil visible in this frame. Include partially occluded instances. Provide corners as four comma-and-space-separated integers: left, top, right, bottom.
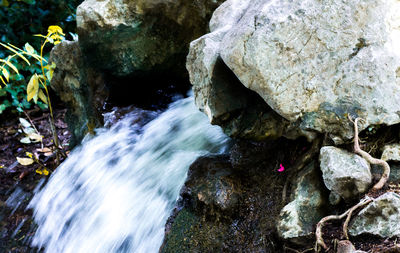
0, 106, 71, 252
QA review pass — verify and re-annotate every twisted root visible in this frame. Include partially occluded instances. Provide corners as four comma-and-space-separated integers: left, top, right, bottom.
348, 116, 390, 190
315, 197, 372, 251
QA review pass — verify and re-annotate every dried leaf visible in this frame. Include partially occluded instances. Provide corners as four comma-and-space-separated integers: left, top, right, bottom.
19, 118, 31, 128
28, 133, 42, 142
17, 157, 34, 166
20, 137, 31, 144
22, 127, 35, 135
37, 147, 52, 153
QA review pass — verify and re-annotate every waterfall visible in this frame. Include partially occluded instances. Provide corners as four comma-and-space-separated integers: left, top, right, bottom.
29, 95, 229, 253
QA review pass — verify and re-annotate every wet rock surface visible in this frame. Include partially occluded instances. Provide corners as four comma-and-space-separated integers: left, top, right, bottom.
319, 146, 372, 203
161, 138, 310, 252
349, 192, 400, 238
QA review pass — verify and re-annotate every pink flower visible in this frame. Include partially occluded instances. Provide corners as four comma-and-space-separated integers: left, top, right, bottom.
278, 164, 285, 172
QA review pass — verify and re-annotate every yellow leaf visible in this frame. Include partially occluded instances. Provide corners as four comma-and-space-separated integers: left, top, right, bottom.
34, 34, 48, 39
17, 157, 34, 166
38, 89, 48, 104
27, 74, 39, 102
45, 62, 56, 81
1, 68, 9, 82
0, 0, 9, 7
0, 59, 19, 74
0, 76, 6, 86
0, 42, 30, 65
48, 25, 65, 36
36, 168, 50, 176
25, 152, 33, 158
54, 41, 61, 45
50, 34, 62, 41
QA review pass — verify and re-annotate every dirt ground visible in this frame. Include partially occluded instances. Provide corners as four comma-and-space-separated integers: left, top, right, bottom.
0, 106, 70, 252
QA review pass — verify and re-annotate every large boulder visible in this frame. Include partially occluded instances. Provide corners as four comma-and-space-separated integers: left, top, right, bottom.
76, 0, 225, 78
50, 40, 106, 146
187, 0, 310, 140
319, 146, 372, 203
189, 0, 400, 143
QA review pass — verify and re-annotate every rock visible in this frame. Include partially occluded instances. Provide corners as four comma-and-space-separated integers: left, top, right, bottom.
337, 240, 368, 253
319, 146, 372, 203
349, 192, 400, 238
50, 40, 106, 146
381, 144, 400, 162
184, 155, 240, 212
161, 139, 309, 252
277, 162, 327, 244
192, 0, 400, 143
187, 0, 310, 140
76, 0, 225, 78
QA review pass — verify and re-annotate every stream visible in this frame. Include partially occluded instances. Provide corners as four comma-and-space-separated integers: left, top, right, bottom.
28, 95, 229, 253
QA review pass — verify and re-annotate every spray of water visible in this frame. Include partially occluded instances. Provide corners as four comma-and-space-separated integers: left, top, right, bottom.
29, 96, 228, 253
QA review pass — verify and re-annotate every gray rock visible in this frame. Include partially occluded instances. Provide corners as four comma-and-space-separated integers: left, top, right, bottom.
319, 146, 371, 203
76, 0, 225, 77
381, 144, 400, 162
192, 0, 400, 143
277, 162, 327, 244
50, 41, 106, 146
187, 0, 310, 140
349, 192, 400, 238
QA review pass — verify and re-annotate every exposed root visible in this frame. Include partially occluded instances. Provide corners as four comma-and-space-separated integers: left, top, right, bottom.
281, 137, 322, 204
348, 116, 390, 190
315, 197, 372, 251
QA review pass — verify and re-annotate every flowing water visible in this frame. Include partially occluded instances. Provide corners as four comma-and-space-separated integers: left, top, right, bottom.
29, 95, 229, 253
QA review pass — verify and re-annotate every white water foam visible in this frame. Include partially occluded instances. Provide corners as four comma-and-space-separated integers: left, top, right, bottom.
29, 95, 229, 253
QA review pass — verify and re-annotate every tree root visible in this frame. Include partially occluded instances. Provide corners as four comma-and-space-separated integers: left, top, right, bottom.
348, 116, 390, 190
315, 197, 373, 251
281, 137, 322, 204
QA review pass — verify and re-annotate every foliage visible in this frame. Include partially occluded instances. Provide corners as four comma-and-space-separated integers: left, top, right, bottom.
0, 0, 82, 114
1, 25, 66, 168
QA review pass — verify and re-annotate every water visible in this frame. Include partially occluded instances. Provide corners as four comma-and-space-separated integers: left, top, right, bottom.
29, 96, 229, 253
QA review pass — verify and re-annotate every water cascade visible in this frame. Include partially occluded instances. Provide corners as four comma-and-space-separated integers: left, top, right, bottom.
29, 95, 229, 253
